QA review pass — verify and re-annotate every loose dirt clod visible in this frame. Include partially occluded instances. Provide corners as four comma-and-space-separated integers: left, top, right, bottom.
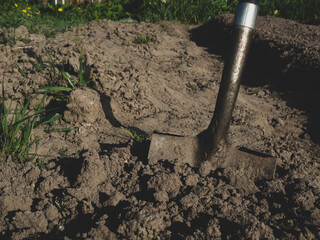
0, 15, 320, 239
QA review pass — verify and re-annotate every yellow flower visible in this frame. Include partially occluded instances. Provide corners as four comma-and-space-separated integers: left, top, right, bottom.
36, 11, 40, 15
274, 10, 278, 15
161, 0, 166, 3
14, 3, 18, 7
22, 9, 27, 13
58, 8, 63, 12
27, 13, 31, 17
27, 7, 31, 10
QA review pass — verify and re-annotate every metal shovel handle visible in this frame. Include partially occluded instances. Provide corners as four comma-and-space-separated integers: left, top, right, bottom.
207, 0, 259, 154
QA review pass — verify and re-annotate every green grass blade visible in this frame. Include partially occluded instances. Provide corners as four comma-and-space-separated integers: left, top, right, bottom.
39, 86, 73, 92
44, 127, 76, 133
14, 63, 27, 77
37, 114, 62, 127
78, 46, 85, 85
62, 70, 75, 89
29, 59, 44, 73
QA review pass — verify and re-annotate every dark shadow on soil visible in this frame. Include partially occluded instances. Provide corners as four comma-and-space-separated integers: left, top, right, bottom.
55, 153, 85, 185
44, 95, 68, 116
218, 218, 242, 239
131, 140, 151, 165
100, 142, 130, 152
134, 174, 155, 202
189, 18, 320, 143
169, 221, 191, 239
98, 92, 122, 128
105, 200, 132, 232
35, 200, 132, 239
254, 178, 315, 239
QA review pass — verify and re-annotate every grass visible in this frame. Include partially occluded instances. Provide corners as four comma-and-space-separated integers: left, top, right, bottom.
121, 127, 147, 142
3, 42, 92, 164
54, 191, 69, 218
0, 0, 318, 41
17, 46, 92, 96
0, 28, 31, 47
0, 0, 134, 38
133, 35, 153, 44
137, 0, 238, 24
0, 87, 58, 163
2, 34, 94, 164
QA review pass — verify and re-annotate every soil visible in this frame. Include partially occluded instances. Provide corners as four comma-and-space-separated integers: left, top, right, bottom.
0, 14, 320, 239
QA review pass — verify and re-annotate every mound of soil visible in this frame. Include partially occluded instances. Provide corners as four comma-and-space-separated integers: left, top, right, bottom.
0, 15, 320, 239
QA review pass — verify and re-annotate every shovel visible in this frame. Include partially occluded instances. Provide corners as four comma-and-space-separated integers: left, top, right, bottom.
148, 0, 277, 181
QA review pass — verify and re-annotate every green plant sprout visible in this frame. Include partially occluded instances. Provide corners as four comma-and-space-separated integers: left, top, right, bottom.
35, 158, 47, 169
189, 82, 197, 92
14, 63, 27, 77
0, 79, 60, 163
121, 127, 147, 142
29, 56, 45, 74
0, 27, 31, 47
54, 199, 69, 218
27, 47, 92, 91
133, 35, 152, 44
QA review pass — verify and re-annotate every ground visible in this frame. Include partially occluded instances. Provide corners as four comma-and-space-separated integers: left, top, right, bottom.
0, 14, 320, 239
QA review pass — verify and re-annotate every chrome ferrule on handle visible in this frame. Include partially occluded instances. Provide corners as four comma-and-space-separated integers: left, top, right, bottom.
234, 0, 259, 30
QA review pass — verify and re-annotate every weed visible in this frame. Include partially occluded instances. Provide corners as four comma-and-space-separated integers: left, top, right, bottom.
14, 63, 28, 78
35, 47, 92, 90
78, 46, 93, 86
0, 87, 58, 163
167, 32, 179, 38
133, 35, 152, 44
57, 147, 82, 157
54, 199, 69, 218
39, 86, 73, 92
0, 28, 30, 46
121, 127, 147, 142
36, 158, 47, 169
139, 0, 237, 24
58, 147, 68, 156
189, 82, 197, 92
15, 46, 92, 101
140, 233, 146, 239
1, 0, 319, 39
160, 23, 168, 31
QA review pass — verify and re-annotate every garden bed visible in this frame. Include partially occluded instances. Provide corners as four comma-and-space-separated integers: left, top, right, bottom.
0, 15, 320, 239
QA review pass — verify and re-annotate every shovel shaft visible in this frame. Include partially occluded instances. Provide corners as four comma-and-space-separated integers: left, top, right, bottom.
208, 0, 259, 152
148, 0, 277, 181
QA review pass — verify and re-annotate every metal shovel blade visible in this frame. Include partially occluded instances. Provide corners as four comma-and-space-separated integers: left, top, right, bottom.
148, 133, 199, 167
148, 133, 276, 180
